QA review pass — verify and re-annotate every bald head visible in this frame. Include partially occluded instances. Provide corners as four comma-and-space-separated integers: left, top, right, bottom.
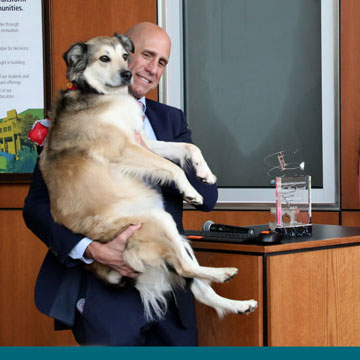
125, 22, 171, 52
124, 22, 171, 98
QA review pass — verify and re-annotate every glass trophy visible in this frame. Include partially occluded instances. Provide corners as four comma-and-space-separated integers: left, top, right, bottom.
265, 148, 312, 237
269, 175, 312, 237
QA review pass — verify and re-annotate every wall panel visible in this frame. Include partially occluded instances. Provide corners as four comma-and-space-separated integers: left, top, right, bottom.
342, 211, 360, 226
0, 210, 77, 345
340, 0, 360, 209
0, 184, 30, 208
49, 0, 158, 104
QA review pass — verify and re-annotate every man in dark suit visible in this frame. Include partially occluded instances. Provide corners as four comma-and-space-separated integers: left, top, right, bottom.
23, 22, 218, 346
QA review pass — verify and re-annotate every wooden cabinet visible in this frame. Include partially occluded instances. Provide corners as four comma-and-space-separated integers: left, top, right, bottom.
192, 225, 360, 346
195, 252, 263, 346
267, 247, 360, 346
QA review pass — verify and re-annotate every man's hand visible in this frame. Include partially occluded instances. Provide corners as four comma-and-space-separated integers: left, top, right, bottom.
84, 224, 141, 278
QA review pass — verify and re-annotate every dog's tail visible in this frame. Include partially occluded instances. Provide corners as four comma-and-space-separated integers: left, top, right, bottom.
136, 266, 172, 321
135, 265, 186, 321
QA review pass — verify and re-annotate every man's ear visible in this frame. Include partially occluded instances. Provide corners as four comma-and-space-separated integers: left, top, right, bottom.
63, 42, 88, 80
114, 33, 135, 54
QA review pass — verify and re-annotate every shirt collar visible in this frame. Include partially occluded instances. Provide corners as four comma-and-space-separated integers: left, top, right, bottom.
137, 96, 147, 113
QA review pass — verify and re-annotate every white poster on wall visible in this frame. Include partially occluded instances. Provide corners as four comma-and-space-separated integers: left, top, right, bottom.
0, 0, 44, 174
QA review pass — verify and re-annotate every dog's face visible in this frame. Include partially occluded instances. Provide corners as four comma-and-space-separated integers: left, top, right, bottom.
63, 34, 135, 95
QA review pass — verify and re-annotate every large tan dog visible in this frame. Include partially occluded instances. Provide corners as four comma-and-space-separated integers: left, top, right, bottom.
40, 34, 257, 320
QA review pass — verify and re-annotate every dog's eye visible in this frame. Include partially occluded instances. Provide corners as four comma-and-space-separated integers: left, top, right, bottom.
123, 53, 129, 61
99, 55, 111, 63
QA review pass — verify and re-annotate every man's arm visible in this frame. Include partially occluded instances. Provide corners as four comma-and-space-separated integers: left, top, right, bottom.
23, 161, 84, 267
166, 107, 218, 212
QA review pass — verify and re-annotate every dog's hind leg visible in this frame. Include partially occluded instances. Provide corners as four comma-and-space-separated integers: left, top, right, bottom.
167, 238, 239, 283
142, 139, 216, 185
124, 210, 239, 284
175, 242, 257, 316
191, 278, 258, 317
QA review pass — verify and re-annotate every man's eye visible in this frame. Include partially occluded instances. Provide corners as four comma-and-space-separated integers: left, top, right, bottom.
123, 53, 129, 61
99, 55, 110, 63
143, 52, 150, 58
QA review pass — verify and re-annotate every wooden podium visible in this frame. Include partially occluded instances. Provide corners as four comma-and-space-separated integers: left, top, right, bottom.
190, 224, 360, 346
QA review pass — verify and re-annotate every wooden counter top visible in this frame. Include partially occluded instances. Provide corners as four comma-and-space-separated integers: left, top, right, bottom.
189, 224, 360, 254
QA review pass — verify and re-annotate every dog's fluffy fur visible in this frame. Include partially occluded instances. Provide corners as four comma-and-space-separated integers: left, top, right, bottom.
40, 34, 257, 320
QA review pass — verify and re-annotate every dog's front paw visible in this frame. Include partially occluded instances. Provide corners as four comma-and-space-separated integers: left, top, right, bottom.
197, 171, 217, 185
193, 162, 217, 185
184, 194, 203, 205
236, 300, 258, 315
182, 189, 203, 205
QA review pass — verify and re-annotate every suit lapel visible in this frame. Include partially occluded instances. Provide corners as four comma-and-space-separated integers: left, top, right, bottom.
145, 101, 173, 141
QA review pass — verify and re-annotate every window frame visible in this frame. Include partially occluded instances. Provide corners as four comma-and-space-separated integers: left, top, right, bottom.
157, 0, 340, 210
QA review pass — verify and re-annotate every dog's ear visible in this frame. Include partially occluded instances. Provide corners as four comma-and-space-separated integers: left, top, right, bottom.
113, 33, 135, 54
63, 42, 88, 80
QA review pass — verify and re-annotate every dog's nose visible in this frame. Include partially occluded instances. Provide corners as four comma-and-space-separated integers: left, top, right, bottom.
121, 70, 132, 81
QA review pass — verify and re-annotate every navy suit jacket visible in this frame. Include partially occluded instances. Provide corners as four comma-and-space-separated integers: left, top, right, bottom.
23, 98, 218, 330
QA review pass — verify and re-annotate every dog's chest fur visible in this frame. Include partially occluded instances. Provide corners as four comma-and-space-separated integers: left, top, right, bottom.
55, 90, 143, 137
46, 90, 145, 163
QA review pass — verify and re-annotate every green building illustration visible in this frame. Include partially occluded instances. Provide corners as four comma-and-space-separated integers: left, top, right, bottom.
0, 109, 22, 157
0, 108, 43, 172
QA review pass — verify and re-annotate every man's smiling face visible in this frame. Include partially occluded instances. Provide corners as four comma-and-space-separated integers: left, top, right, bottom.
127, 26, 171, 99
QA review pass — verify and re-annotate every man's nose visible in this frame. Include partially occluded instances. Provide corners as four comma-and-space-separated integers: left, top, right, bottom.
145, 59, 157, 75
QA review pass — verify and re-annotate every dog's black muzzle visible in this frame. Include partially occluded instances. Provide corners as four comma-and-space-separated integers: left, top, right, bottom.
121, 70, 132, 82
